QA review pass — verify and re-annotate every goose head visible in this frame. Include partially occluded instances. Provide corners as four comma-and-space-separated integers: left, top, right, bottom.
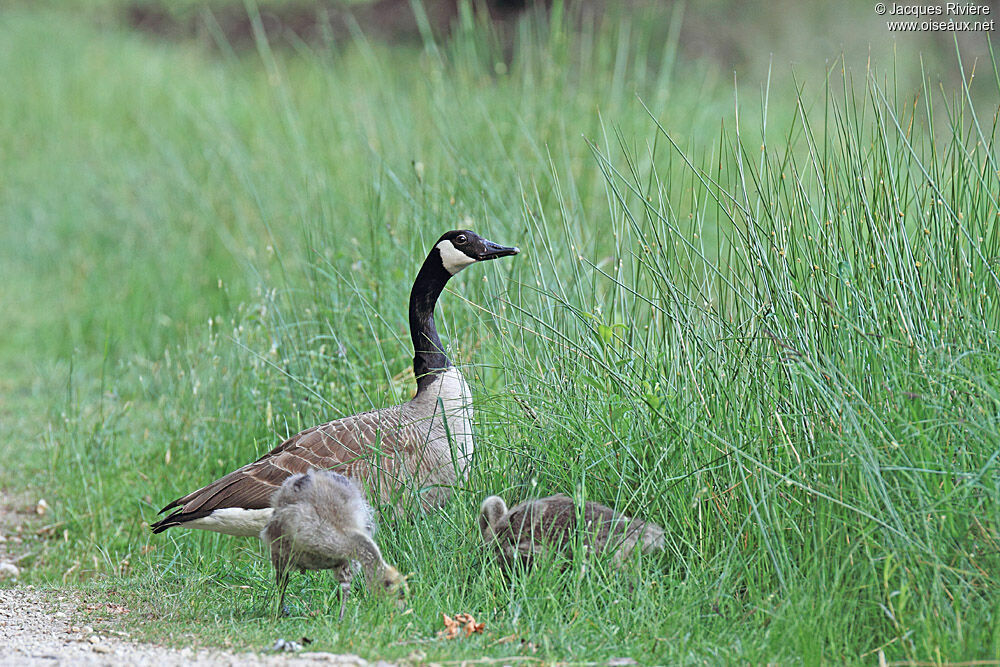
434, 230, 520, 275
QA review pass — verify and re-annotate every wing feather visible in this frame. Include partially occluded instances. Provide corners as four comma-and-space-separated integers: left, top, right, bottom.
151, 405, 409, 533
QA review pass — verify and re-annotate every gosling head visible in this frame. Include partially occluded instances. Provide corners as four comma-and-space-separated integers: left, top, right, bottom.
434, 230, 519, 276
378, 564, 409, 608
478, 495, 509, 541
639, 522, 666, 553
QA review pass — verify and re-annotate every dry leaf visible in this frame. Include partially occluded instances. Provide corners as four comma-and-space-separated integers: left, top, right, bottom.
437, 612, 485, 640
437, 613, 459, 640
456, 613, 485, 637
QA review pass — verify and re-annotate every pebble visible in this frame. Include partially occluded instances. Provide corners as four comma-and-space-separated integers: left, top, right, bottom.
0, 562, 19, 580
270, 639, 303, 652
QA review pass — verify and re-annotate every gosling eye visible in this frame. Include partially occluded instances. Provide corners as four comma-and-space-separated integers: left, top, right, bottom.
454, 234, 467, 245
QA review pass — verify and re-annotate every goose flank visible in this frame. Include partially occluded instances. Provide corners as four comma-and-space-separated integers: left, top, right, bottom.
152, 230, 519, 536
479, 493, 665, 568
261, 469, 407, 619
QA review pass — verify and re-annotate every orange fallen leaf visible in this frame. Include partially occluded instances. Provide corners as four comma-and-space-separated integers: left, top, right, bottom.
437, 613, 459, 640
437, 612, 485, 640
455, 613, 485, 637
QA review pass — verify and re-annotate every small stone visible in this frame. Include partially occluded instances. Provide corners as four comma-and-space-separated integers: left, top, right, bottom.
88, 635, 101, 644
269, 638, 303, 652
35, 498, 50, 515
0, 562, 20, 580
92, 643, 112, 654
53, 611, 67, 618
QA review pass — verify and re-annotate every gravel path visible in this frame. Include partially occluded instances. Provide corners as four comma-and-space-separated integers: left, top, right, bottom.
0, 495, 395, 667
0, 588, 389, 667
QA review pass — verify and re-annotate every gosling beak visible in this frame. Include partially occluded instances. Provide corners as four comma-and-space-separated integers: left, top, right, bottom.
389, 575, 409, 611
477, 239, 520, 260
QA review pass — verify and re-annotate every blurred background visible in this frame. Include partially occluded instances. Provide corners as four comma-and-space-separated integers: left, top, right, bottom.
87, 0, 1000, 81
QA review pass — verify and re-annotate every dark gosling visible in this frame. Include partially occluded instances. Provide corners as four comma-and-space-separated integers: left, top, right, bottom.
479, 493, 664, 569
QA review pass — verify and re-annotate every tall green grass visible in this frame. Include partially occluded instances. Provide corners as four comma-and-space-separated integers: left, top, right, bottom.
1, 3, 998, 663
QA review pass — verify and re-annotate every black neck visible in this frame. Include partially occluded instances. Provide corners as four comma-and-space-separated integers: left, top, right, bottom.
409, 250, 453, 391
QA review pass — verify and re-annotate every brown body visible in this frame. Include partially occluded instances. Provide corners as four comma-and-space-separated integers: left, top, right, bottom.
478, 493, 664, 569
261, 469, 406, 618
152, 368, 473, 536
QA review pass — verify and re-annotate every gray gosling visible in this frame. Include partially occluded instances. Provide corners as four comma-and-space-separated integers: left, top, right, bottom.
479, 493, 664, 569
261, 469, 407, 619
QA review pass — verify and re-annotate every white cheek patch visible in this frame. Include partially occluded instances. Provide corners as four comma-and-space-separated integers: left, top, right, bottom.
436, 239, 476, 274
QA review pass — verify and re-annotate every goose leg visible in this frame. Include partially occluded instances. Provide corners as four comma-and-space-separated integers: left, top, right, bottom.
275, 568, 291, 617
338, 580, 350, 621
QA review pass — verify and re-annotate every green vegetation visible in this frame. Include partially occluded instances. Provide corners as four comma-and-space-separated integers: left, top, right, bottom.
1, 2, 998, 663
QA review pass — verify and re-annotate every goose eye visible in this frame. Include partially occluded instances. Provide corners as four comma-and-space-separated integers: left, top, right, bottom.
454, 234, 467, 245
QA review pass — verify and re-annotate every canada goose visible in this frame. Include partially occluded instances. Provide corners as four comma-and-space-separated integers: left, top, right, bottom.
478, 493, 664, 569
152, 230, 519, 536
261, 469, 407, 619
